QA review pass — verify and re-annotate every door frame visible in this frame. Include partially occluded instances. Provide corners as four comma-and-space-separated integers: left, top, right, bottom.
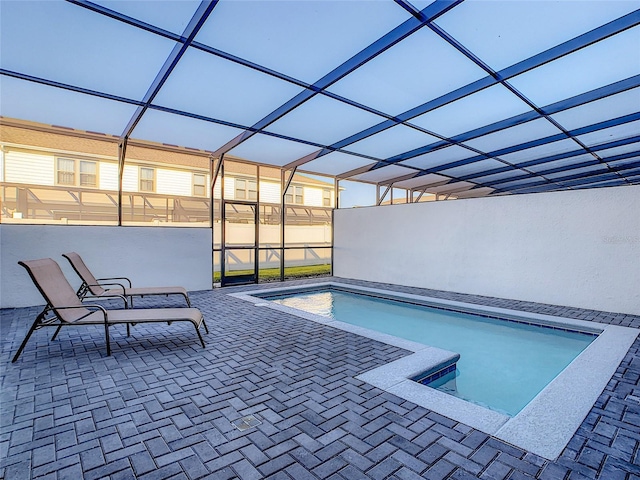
221, 199, 259, 287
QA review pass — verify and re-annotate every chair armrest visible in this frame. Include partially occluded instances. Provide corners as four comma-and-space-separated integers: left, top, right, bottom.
82, 293, 129, 309
89, 282, 128, 293
53, 304, 108, 324
97, 276, 132, 288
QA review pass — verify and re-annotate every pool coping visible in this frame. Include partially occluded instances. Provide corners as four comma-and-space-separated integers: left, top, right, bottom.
229, 282, 639, 460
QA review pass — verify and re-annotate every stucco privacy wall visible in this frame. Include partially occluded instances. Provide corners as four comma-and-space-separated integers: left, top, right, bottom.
334, 185, 640, 315
0, 225, 212, 308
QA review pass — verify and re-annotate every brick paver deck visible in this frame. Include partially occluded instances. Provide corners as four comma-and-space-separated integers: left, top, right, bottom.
1, 277, 639, 479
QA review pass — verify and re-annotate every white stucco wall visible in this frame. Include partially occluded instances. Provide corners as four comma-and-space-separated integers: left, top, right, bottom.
0, 225, 212, 308
334, 185, 640, 315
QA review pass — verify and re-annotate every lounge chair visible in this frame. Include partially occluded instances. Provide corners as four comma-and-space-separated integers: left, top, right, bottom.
12, 258, 208, 362
62, 252, 191, 307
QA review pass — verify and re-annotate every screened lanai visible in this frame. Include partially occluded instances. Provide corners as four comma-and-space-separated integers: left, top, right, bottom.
1, 2, 640, 480
2, 0, 639, 199
2, 0, 639, 294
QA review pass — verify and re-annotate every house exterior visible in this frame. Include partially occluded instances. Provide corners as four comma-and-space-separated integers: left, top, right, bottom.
0, 117, 335, 226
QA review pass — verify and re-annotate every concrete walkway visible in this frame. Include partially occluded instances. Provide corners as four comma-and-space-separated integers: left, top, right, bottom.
1, 277, 638, 479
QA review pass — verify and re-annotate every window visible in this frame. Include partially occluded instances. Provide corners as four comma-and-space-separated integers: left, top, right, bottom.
56, 158, 75, 185
79, 161, 97, 187
140, 167, 155, 192
56, 158, 97, 187
285, 185, 304, 204
323, 189, 332, 207
235, 178, 257, 201
193, 173, 206, 196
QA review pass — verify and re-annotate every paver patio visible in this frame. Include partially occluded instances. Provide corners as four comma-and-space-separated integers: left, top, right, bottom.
1, 277, 639, 479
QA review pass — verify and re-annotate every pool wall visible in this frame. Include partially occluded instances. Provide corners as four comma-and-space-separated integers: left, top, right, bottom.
233, 282, 639, 460
333, 184, 640, 315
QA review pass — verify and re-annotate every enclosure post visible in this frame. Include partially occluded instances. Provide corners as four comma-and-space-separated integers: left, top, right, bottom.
280, 169, 285, 282
332, 178, 338, 276
220, 158, 226, 284
211, 154, 223, 288
281, 166, 297, 282
117, 138, 127, 226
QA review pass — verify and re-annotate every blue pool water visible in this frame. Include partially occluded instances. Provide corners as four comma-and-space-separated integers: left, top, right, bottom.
265, 288, 595, 416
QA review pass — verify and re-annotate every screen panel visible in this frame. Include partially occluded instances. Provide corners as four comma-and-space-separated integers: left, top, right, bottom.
576, 120, 640, 147
0, 76, 137, 135
550, 87, 640, 131
544, 164, 609, 180
338, 181, 377, 208
462, 118, 563, 153
411, 84, 532, 138
472, 169, 532, 184
597, 144, 640, 159
1, 0, 176, 99
131, 109, 243, 151
394, 173, 447, 190
194, 0, 409, 84
400, 145, 476, 170
264, 95, 385, 147
350, 165, 416, 183
303, 151, 375, 177
227, 134, 320, 167
423, 181, 475, 194
499, 139, 579, 165
433, 0, 638, 72
283, 247, 331, 280
151, 48, 305, 127
525, 154, 595, 173
93, 0, 201, 35
508, 26, 640, 107
347, 125, 439, 159
327, 28, 487, 116
608, 156, 640, 167
455, 187, 494, 198
490, 176, 551, 191
438, 159, 507, 178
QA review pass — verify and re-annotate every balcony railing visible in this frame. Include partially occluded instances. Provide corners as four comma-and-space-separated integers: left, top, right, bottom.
1, 183, 335, 226
1, 183, 210, 224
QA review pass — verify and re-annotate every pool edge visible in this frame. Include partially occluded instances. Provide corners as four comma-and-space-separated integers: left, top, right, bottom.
229, 282, 639, 460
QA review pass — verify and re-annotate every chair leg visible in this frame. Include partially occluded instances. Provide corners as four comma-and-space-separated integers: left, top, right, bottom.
11, 310, 46, 363
104, 323, 111, 356
184, 294, 191, 307
194, 324, 205, 348
51, 325, 63, 341
126, 323, 131, 337
202, 319, 209, 334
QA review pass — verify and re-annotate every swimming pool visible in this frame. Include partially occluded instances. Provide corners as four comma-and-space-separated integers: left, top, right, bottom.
262, 288, 595, 417
233, 282, 638, 460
